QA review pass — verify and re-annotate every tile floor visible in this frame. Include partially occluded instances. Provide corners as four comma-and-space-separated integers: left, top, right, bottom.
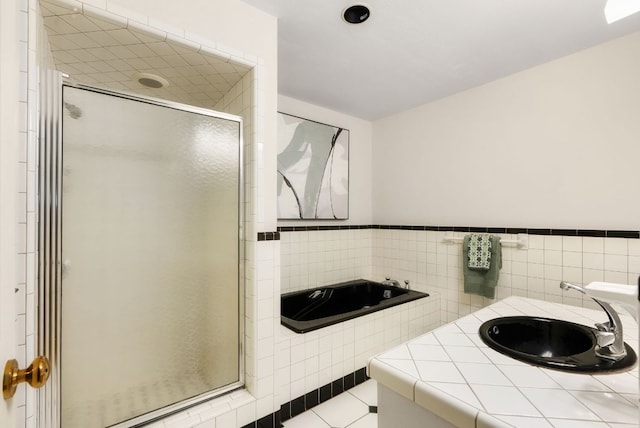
283, 380, 378, 428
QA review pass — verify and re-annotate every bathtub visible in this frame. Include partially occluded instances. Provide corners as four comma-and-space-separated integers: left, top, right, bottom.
281, 279, 429, 333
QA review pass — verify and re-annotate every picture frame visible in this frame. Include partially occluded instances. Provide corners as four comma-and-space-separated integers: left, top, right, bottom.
277, 112, 349, 220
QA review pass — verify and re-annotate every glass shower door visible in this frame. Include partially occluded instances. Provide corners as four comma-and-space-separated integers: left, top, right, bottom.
60, 85, 241, 427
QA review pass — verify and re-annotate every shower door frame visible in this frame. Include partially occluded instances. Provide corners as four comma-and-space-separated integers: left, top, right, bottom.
38, 77, 246, 428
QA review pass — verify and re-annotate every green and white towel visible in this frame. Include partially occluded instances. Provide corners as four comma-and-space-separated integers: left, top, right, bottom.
468, 233, 492, 270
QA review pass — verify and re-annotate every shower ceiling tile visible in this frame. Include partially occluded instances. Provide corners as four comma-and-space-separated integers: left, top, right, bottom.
123, 58, 153, 70
175, 65, 201, 77
163, 54, 190, 68
143, 41, 175, 57
128, 28, 166, 44
221, 72, 243, 84
71, 61, 100, 74
166, 38, 200, 55
43, 0, 252, 110
65, 32, 101, 49
60, 14, 103, 33
68, 48, 101, 62
141, 56, 171, 69
107, 28, 143, 46
103, 59, 134, 71
84, 31, 122, 48
57, 63, 80, 75
40, 0, 79, 17
48, 34, 82, 51
83, 47, 118, 61
44, 16, 78, 35
127, 43, 157, 58
85, 14, 127, 31
86, 61, 117, 74
213, 62, 242, 75
181, 53, 209, 67
52, 50, 81, 64
156, 67, 182, 78
105, 45, 138, 59
186, 75, 208, 85
101, 71, 131, 83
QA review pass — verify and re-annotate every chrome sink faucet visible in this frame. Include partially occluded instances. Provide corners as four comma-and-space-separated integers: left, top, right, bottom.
560, 281, 627, 361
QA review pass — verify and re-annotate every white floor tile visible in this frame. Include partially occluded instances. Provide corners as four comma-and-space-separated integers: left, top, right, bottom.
346, 413, 377, 428
349, 380, 377, 406
313, 391, 369, 428
283, 410, 331, 428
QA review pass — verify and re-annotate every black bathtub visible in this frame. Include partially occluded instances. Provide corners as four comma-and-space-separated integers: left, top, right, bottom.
281, 279, 429, 333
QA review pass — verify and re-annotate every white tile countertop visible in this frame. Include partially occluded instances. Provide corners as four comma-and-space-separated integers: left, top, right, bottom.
368, 296, 639, 427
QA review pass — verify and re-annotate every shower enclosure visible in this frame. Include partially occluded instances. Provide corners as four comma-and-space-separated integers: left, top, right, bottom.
40, 80, 243, 427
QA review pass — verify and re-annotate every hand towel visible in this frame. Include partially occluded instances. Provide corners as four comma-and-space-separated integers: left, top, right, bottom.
463, 235, 502, 299
467, 233, 492, 270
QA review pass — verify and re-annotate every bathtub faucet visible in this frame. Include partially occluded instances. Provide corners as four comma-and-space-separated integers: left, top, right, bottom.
382, 277, 411, 289
381, 277, 400, 287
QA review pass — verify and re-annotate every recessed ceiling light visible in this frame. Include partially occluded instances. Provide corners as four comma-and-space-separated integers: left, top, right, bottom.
342, 4, 370, 24
133, 72, 169, 89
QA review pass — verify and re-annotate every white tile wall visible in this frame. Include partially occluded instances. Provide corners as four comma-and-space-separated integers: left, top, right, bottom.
280, 229, 373, 293
371, 229, 640, 323
279, 227, 640, 391
276, 292, 440, 406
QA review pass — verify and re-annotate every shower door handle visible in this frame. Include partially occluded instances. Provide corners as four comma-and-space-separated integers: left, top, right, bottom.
2, 356, 51, 400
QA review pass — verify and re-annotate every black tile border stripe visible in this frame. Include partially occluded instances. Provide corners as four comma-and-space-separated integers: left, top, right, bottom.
274, 225, 640, 239
257, 232, 280, 241
241, 367, 369, 428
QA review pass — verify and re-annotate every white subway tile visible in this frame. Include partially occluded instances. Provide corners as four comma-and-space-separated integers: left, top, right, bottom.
544, 250, 562, 266
583, 253, 604, 270
562, 237, 582, 252
604, 238, 628, 256
604, 254, 628, 273
545, 236, 563, 251
583, 237, 604, 254
562, 252, 582, 268
628, 240, 640, 257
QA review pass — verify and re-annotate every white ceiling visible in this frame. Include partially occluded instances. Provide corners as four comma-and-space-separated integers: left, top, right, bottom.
240, 0, 640, 120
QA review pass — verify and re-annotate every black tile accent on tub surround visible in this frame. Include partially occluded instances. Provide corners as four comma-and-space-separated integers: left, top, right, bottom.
279, 367, 369, 423
276, 224, 639, 238
257, 231, 280, 241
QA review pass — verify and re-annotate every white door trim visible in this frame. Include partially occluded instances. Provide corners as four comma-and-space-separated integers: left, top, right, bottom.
1, 0, 21, 426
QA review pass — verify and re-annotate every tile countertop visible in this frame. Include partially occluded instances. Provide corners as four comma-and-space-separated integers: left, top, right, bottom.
368, 296, 640, 428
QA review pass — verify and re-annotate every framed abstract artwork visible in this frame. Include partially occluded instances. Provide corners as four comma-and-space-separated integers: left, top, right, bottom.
277, 112, 349, 220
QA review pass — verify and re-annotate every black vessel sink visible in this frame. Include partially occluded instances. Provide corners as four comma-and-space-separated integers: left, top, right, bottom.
479, 316, 637, 373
